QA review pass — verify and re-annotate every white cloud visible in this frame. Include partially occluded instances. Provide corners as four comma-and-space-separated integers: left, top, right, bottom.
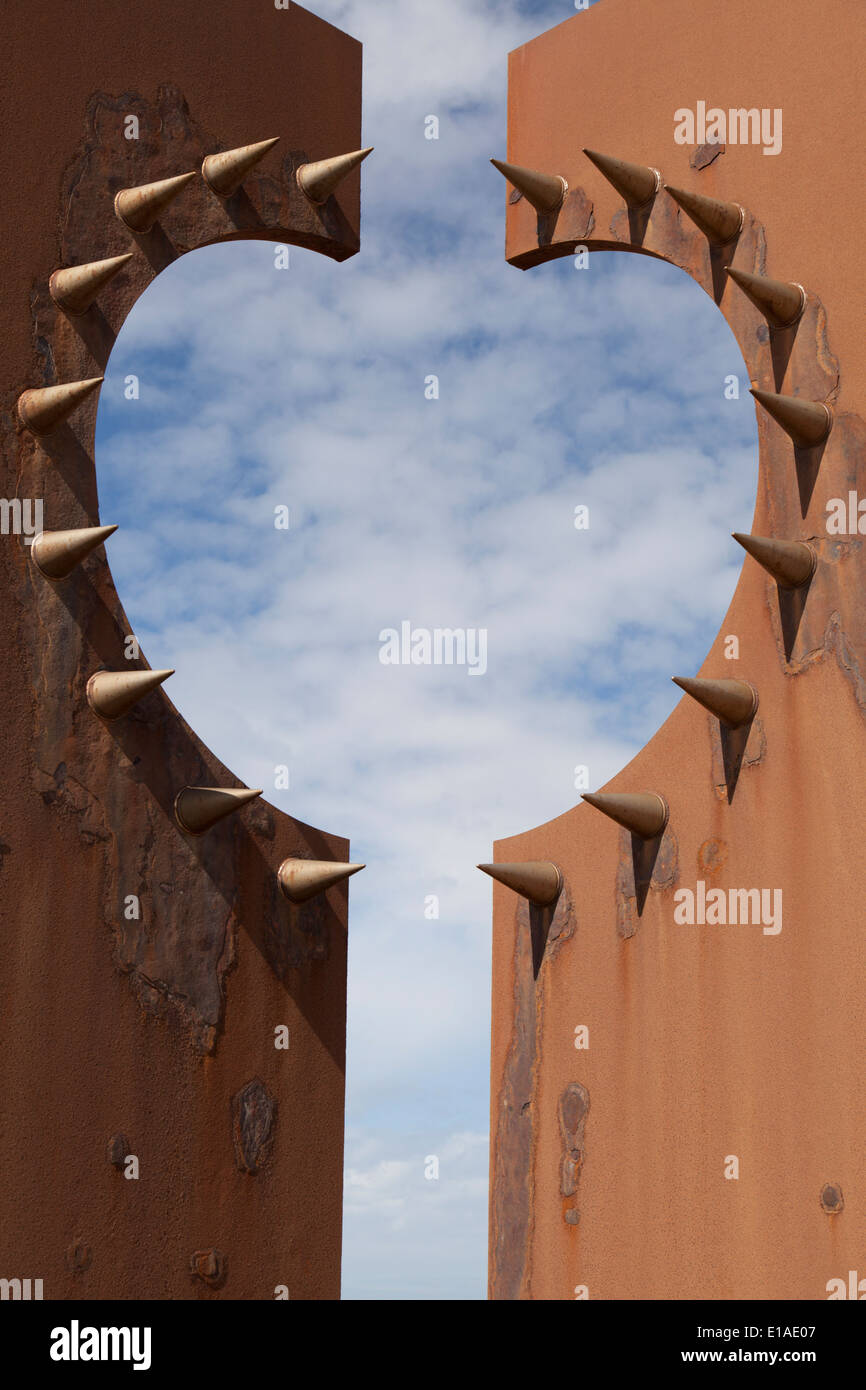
342, 1128, 489, 1299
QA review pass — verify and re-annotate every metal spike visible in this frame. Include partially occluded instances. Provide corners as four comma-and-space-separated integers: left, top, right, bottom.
583, 148, 660, 208
87, 668, 174, 721
750, 387, 832, 448
581, 791, 668, 840
31, 524, 118, 580
672, 676, 758, 729
490, 158, 567, 214
17, 377, 103, 435
732, 532, 816, 588
202, 137, 280, 197
664, 184, 744, 245
114, 171, 197, 233
296, 147, 374, 205
49, 254, 134, 315
477, 861, 562, 907
278, 858, 365, 904
725, 267, 806, 330
174, 786, 262, 835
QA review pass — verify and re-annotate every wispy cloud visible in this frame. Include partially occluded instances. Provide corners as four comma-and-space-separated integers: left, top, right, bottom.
342, 1128, 489, 1300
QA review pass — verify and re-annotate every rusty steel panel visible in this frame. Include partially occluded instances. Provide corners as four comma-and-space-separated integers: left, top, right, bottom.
489, 0, 866, 1300
0, 0, 363, 1300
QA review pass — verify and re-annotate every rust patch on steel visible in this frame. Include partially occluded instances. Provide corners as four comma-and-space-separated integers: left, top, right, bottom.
697, 837, 729, 877
710, 714, 766, 802
489, 886, 575, 1298
559, 1082, 590, 1226
107, 1133, 130, 1169
690, 142, 725, 170
820, 1183, 844, 1215
231, 1078, 277, 1175
510, 189, 595, 268
616, 824, 679, 939
190, 1248, 227, 1288
544, 888, 576, 960
65, 1240, 92, 1274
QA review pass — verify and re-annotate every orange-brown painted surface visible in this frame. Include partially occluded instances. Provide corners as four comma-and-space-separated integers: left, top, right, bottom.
490, 0, 866, 1300
0, 0, 362, 1300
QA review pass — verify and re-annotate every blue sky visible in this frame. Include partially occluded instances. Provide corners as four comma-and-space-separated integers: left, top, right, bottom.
94, 0, 758, 1299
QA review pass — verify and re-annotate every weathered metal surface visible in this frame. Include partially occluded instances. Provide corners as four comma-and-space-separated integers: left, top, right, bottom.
49, 254, 136, 317
173, 785, 263, 837
277, 858, 366, 905
231, 1079, 277, 1176
727, 267, 806, 331
190, 1248, 227, 1289
0, 0, 362, 1300
490, 0, 866, 1300
489, 887, 576, 1299
671, 677, 758, 730
297, 147, 374, 206
477, 861, 563, 908
202, 137, 282, 199
31, 524, 118, 580
114, 171, 199, 234
106, 1134, 131, 1170
86, 668, 175, 721
490, 159, 567, 215
583, 148, 660, 210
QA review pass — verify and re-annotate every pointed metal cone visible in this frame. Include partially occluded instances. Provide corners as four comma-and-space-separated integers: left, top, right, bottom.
114, 171, 197, 233
477, 861, 562, 907
581, 791, 668, 840
49, 254, 134, 316
296, 147, 374, 205
672, 676, 758, 729
583, 148, 660, 208
202, 136, 280, 197
174, 785, 262, 836
278, 858, 365, 904
664, 184, 744, 245
490, 158, 567, 214
725, 267, 806, 330
732, 532, 816, 589
31, 523, 118, 580
750, 387, 831, 449
17, 376, 103, 435
87, 668, 174, 721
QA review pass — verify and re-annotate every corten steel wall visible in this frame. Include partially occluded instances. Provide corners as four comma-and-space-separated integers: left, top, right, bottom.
0, 2, 363, 1299
489, 0, 866, 1300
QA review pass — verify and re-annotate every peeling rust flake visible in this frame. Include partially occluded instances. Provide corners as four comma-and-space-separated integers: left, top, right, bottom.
231, 1078, 277, 1175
